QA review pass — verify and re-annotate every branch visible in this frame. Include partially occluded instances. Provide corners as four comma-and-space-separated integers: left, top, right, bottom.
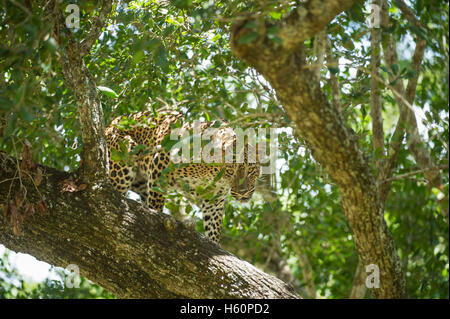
395, 0, 429, 31
405, 39, 426, 105
291, 242, 317, 299
79, 1, 113, 57
377, 1, 430, 204
231, 0, 357, 66
325, 37, 342, 111
377, 1, 447, 221
312, 30, 327, 81
370, 0, 385, 166
0, 152, 300, 299
277, 0, 356, 53
382, 164, 449, 183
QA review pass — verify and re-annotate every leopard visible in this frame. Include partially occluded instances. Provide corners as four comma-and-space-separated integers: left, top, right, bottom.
105, 110, 261, 244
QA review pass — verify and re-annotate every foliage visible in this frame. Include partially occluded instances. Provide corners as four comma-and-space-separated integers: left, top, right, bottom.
0, 0, 448, 298
0, 248, 115, 299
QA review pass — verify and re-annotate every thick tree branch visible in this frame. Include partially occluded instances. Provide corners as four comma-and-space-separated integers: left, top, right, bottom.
231, 0, 356, 66
277, 0, 356, 53
0, 152, 300, 299
395, 0, 429, 31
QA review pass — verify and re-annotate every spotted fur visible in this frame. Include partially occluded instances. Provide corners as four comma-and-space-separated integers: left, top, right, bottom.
105, 110, 260, 244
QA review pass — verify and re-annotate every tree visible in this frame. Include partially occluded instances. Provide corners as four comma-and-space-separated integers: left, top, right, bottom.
0, 0, 448, 298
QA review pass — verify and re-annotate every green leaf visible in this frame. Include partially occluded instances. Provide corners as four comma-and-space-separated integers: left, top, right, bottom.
161, 134, 180, 151
45, 37, 59, 52
155, 47, 170, 73
0, 97, 13, 111
4, 112, 18, 136
213, 168, 225, 183
390, 64, 399, 75
268, 34, 283, 45
342, 38, 355, 50
244, 21, 258, 29
269, 11, 282, 20
410, 25, 428, 39
19, 107, 34, 122
152, 186, 165, 193
97, 86, 118, 98
238, 31, 259, 44
173, 0, 193, 9
404, 69, 418, 79
431, 187, 445, 200
147, 38, 161, 52
129, 144, 146, 155
211, 34, 221, 42
195, 185, 206, 195
328, 67, 339, 75
133, 50, 145, 64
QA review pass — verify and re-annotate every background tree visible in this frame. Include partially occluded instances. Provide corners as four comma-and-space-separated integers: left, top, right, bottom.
0, 0, 448, 298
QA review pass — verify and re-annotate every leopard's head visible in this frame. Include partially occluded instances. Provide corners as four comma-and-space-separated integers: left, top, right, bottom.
230, 163, 260, 202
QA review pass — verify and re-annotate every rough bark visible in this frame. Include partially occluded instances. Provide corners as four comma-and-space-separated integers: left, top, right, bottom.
0, 151, 300, 299
230, 0, 406, 298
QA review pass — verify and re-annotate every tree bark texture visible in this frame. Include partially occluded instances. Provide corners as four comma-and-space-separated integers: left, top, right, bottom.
49, 1, 110, 184
230, 0, 406, 298
0, 152, 299, 299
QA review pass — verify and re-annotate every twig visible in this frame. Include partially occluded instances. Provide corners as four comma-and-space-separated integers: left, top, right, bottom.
10, 137, 27, 203
21, 170, 44, 200
0, 176, 20, 186
382, 164, 448, 183
325, 37, 342, 111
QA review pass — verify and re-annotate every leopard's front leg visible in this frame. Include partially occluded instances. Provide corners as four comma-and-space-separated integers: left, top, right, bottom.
138, 151, 170, 212
200, 194, 226, 244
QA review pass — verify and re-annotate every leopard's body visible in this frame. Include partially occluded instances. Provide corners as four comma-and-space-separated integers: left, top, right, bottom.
105, 110, 260, 243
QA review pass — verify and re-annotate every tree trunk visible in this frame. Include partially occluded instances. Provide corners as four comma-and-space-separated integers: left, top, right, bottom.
230, 0, 406, 298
